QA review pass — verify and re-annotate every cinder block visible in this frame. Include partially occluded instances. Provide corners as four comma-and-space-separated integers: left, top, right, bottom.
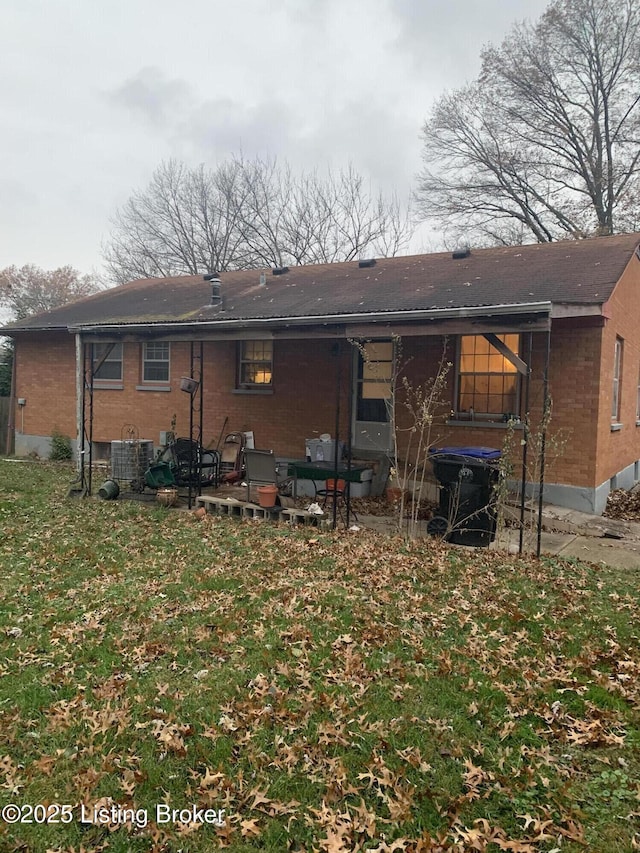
242, 503, 270, 520
281, 508, 321, 526
195, 495, 243, 517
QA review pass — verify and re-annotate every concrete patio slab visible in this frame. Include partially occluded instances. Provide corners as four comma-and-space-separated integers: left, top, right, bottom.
555, 535, 640, 569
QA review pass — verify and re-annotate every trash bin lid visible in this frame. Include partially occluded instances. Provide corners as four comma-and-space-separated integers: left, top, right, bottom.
429, 446, 501, 460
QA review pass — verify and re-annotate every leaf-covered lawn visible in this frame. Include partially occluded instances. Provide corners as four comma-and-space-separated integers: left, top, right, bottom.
0, 461, 638, 853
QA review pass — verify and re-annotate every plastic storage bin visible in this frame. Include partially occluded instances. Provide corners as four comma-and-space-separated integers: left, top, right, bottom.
428, 447, 501, 547
305, 439, 345, 463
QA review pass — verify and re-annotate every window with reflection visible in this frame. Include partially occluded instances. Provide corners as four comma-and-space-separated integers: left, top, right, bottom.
238, 341, 273, 387
457, 334, 519, 416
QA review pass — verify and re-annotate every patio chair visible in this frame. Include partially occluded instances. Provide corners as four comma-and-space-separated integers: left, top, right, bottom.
315, 477, 358, 524
159, 437, 220, 487
219, 432, 246, 483
244, 449, 293, 502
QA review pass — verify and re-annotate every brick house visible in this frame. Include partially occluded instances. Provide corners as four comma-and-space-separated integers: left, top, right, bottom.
4, 233, 640, 514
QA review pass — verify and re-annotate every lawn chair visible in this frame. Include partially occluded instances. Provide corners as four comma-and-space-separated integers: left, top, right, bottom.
244, 449, 293, 502
219, 432, 246, 483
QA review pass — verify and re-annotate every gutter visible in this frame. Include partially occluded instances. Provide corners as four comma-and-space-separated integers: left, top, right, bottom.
67, 301, 554, 335
1, 325, 68, 335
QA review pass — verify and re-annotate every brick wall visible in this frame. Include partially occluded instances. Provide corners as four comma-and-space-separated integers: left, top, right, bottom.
13, 333, 352, 460
198, 339, 352, 457
393, 328, 603, 490
594, 257, 640, 485
14, 332, 77, 439
539, 324, 602, 488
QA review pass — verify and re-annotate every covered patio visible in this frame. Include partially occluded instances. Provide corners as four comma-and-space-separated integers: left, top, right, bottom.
76, 299, 553, 552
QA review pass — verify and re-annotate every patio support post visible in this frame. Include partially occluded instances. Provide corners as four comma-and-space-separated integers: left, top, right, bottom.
75, 334, 94, 494
332, 341, 342, 530
345, 340, 354, 528
199, 343, 203, 494
536, 328, 552, 558
187, 341, 204, 509
79, 341, 116, 497
75, 334, 84, 478
189, 346, 193, 509
518, 333, 533, 555
86, 341, 95, 496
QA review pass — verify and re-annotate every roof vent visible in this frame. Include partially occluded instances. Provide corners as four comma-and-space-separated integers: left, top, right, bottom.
259, 272, 267, 286
452, 248, 471, 260
203, 272, 218, 281
358, 258, 376, 268
272, 266, 289, 276
208, 274, 222, 307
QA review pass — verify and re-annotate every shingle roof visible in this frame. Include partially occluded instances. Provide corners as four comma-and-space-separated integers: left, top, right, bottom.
4, 233, 639, 332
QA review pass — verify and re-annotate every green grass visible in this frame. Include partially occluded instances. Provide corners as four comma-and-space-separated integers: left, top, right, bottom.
0, 460, 638, 852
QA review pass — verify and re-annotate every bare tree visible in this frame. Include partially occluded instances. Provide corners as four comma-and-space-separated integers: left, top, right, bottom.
230, 158, 412, 265
0, 264, 102, 321
417, 0, 640, 245
103, 159, 248, 283
103, 156, 413, 283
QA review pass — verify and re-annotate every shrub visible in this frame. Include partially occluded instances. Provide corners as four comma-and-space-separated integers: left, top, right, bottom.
49, 429, 73, 461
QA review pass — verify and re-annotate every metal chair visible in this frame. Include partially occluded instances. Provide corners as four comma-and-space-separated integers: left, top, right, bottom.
315, 477, 358, 524
244, 449, 293, 502
219, 432, 246, 482
160, 437, 219, 487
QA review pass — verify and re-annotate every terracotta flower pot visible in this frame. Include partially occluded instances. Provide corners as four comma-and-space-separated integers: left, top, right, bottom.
386, 486, 403, 505
257, 485, 278, 508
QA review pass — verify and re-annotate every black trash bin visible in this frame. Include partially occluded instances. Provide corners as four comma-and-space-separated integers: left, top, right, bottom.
427, 446, 502, 547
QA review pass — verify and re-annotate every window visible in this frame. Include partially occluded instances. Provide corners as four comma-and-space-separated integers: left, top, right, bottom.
612, 337, 623, 422
357, 340, 393, 423
92, 342, 122, 381
238, 341, 273, 387
457, 334, 519, 416
142, 342, 170, 383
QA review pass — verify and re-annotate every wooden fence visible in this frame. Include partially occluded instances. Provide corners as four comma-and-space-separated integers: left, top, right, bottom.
0, 397, 13, 455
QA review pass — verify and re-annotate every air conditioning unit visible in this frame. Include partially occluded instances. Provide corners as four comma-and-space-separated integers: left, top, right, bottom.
110, 439, 154, 482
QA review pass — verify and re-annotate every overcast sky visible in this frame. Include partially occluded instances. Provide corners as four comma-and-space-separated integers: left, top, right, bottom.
1, 0, 550, 276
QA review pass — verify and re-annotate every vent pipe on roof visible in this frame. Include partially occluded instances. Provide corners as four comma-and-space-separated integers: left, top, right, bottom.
259, 272, 267, 286
452, 247, 471, 260
272, 266, 289, 276
358, 258, 376, 268
204, 273, 222, 307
